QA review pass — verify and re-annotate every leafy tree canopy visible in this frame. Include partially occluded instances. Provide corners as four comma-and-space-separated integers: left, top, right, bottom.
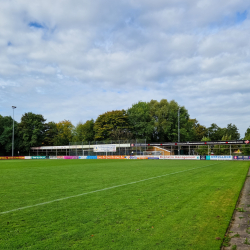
73, 119, 95, 142
18, 112, 46, 154
94, 110, 129, 141
56, 120, 74, 145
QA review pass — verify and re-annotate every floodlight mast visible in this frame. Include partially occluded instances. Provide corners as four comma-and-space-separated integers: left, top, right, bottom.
178, 107, 180, 155
12, 106, 16, 157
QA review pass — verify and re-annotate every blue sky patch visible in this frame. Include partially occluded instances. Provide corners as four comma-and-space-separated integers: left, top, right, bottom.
236, 11, 248, 24
7, 41, 12, 46
29, 22, 44, 29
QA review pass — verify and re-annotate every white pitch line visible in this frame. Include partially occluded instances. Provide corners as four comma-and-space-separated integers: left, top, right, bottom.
0, 163, 218, 215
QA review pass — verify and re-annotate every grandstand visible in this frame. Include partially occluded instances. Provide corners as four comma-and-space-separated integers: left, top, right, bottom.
30, 139, 250, 157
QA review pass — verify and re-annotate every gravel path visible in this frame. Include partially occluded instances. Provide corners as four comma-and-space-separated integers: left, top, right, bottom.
223, 168, 250, 250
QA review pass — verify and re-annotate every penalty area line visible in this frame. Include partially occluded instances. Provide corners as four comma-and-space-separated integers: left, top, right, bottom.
0, 162, 218, 215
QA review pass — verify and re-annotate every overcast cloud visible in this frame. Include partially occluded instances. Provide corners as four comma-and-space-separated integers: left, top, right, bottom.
0, 0, 250, 138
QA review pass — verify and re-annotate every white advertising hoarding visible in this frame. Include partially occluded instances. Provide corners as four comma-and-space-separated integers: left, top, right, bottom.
79, 156, 88, 159
93, 144, 116, 152
159, 155, 200, 160
209, 155, 232, 160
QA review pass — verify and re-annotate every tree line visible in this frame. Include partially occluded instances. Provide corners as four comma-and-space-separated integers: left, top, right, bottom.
0, 99, 246, 156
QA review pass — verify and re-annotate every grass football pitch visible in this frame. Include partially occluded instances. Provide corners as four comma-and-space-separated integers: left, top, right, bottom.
0, 159, 249, 250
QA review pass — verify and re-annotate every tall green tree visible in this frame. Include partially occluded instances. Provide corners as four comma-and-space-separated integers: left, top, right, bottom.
56, 120, 74, 145
127, 101, 154, 141
207, 123, 226, 141
189, 119, 208, 141
0, 115, 19, 156
73, 119, 95, 142
18, 112, 46, 154
94, 110, 130, 141
148, 99, 191, 142
43, 121, 58, 146
225, 123, 240, 140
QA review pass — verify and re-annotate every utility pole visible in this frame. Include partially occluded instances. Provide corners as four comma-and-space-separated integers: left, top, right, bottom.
12, 106, 16, 157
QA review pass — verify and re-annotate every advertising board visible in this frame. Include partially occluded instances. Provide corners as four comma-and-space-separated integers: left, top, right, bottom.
136, 156, 148, 160
63, 156, 78, 159
159, 156, 200, 160
97, 155, 126, 159
32, 156, 46, 159
49, 156, 57, 159
79, 156, 88, 159
93, 145, 116, 152
0, 157, 8, 160
0, 156, 25, 160
233, 156, 250, 160
207, 155, 232, 160
86, 156, 98, 159
129, 156, 138, 159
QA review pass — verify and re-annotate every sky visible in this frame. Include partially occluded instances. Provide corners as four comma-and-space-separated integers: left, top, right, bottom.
0, 0, 250, 138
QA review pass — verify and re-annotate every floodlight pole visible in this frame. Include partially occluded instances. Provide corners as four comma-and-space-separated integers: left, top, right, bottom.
178, 107, 180, 155
12, 106, 16, 157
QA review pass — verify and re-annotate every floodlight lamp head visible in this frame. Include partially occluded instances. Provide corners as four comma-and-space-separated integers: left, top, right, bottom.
12, 106, 16, 109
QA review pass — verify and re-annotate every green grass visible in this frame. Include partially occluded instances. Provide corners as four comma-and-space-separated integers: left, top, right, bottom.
0, 159, 249, 249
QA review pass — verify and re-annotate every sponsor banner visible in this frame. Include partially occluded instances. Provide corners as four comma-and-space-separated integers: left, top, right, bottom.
97, 155, 126, 159
233, 156, 250, 160
124, 156, 147, 159
125, 155, 139, 159
63, 156, 78, 159
0, 156, 25, 160
49, 156, 57, 159
32, 156, 46, 159
93, 144, 116, 152
86, 156, 98, 159
115, 155, 126, 159
200, 155, 206, 160
17, 156, 25, 159
159, 155, 200, 160
79, 156, 88, 159
97, 155, 106, 159
148, 157, 159, 160
25, 156, 32, 159
136, 156, 148, 160
209, 155, 232, 160
130, 156, 137, 159
57, 156, 64, 159
0, 157, 8, 160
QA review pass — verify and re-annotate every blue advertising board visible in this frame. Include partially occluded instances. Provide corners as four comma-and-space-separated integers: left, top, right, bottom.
233, 156, 250, 160
130, 156, 137, 159
86, 156, 97, 159
209, 155, 232, 160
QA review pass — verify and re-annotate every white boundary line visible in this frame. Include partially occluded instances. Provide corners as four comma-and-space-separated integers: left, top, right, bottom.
0, 163, 218, 215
